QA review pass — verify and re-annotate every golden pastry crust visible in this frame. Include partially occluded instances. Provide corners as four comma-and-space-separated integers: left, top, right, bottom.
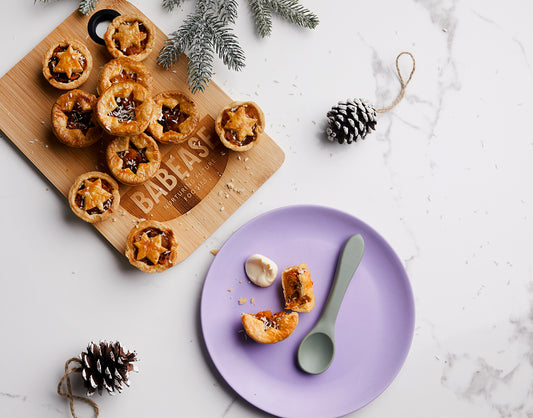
42, 40, 92, 89
68, 171, 120, 223
215, 101, 265, 152
282, 263, 315, 313
96, 81, 154, 136
104, 14, 155, 61
147, 91, 199, 144
98, 57, 153, 95
51, 90, 103, 147
241, 311, 299, 344
125, 220, 178, 273
106, 133, 161, 185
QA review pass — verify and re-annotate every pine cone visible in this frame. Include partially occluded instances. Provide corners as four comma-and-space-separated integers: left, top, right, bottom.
326, 98, 377, 144
80, 341, 138, 396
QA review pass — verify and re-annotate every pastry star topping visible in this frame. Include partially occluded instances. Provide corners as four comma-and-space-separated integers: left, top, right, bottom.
224, 106, 258, 142
134, 232, 168, 264
54, 45, 84, 79
77, 178, 112, 211
113, 22, 147, 52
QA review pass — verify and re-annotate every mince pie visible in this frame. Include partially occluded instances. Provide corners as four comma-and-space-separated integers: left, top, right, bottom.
147, 91, 199, 144
51, 90, 103, 147
125, 221, 178, 273
241, 311, 299, 344
104, 14, 155, 61
98, 57, 153, 95
281, 263, 315, 313
106, 133, 161, 185
68, 171, 120, 223
96, 81, 154, 136
42, 40, 92, 90
215, 101, 265, 152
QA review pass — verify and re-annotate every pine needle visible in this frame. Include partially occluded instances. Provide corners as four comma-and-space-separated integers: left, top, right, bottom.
162, 0, 186, 11
262, 0, 319, 31
78, 0, 98, 15
249, 0, 273, 38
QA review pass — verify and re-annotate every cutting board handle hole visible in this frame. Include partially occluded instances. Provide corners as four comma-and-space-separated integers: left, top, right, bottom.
87, 9, 121, 45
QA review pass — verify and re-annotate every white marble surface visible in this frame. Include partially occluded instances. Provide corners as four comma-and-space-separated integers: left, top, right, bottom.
1, 0, 532, 417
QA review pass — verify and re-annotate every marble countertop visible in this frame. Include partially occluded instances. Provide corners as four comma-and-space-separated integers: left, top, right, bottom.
1, 0, 532, 417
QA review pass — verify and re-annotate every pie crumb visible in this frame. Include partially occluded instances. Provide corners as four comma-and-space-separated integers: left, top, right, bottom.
210, 249, 219, 255
238, 297, 247, 305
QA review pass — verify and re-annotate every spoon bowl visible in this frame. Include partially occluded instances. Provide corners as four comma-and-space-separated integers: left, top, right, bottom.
297, 331, 335, 375
297, 234, 365, 374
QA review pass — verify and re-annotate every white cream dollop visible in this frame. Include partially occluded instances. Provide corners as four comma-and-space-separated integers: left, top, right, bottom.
245, 254, 278, 287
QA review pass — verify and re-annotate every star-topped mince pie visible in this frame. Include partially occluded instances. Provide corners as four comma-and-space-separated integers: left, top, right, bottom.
98, 57, 153, 95
106, 133, 161, 185
42, 40, 92, 90
51, 90, 103, 147
125, 221, 178, 273
68, 171, 120, 223
104, 14, 155, 61
215, 101, 265, 152
96, 81, 154, 136
147, 91, 199, 144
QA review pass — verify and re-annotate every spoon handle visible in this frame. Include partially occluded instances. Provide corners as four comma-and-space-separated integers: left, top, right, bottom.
319, 234, 365, 328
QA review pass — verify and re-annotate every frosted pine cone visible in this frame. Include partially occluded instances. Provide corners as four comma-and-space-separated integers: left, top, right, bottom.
80, 341, 138, 396
326, 98, 377, 144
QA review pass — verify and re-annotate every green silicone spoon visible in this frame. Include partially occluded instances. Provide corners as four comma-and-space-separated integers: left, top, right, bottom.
297, 234, 365, 374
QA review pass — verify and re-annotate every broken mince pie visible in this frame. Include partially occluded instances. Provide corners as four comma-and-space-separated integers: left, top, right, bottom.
106, 133, 161, 185
42, 40, 92, 90
125, 221, 178, 273
96, 81, 154, 136
68, 171, 120, 223
215, 101, 265, 152
147, 91, 199, 144
51, 90, 102, 147
98, 57, 153, 95
281, 263, 315, 313
241, 311, 299, 344
104, 14, 155, 61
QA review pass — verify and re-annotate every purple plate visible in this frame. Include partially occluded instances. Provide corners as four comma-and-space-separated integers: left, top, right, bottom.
200, 205, 414, 418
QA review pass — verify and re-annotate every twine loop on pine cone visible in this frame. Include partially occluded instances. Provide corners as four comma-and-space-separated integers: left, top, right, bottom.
376, 51, 416, 113
57, 358, 100, 418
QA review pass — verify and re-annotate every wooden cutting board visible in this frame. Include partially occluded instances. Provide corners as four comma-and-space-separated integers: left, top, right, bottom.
0, 0, 284, 267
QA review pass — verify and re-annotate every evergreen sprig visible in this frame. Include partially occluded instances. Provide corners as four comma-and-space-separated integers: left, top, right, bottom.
250, 0, 319, 38
78, 0, 98, 15
38, 0, 319, 93
158, 0, 245, 93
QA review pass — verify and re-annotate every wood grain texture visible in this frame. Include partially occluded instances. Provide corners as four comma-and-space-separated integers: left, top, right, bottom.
0, 0, 284, 267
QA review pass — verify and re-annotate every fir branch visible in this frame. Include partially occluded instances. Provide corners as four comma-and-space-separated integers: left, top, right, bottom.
265, 0, 319, 30
210, 0, 238, 24
186, 20, 214, 93
207, 14, 245, 71
162, 0, 186, 12
248, 0, 272, 38
79, 0, 98, 15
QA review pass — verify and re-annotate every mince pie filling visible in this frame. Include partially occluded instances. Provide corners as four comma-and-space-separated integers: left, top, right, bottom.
157, 104, 189, 133
66, 102, 94, 133
110, 69, 138, 84
117, 141, 148, 174
108, 93, 139, 122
